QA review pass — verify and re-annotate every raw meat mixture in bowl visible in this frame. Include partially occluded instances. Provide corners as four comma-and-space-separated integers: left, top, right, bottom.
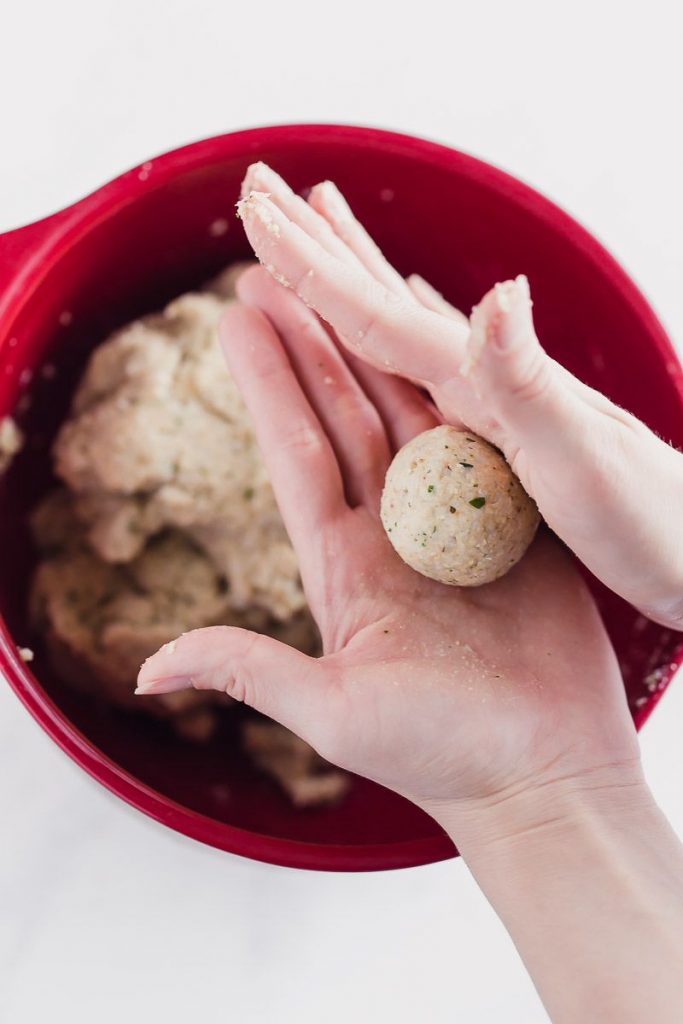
1, 125, 682, 870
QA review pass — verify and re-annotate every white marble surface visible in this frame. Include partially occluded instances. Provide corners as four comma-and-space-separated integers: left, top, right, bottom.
2, 2, 682, 1021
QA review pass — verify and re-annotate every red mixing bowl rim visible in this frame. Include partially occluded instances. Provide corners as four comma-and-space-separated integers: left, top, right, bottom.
1, 122, 682, 871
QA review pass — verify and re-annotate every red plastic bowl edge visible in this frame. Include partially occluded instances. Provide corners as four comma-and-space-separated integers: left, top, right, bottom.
1, 122, 682, 871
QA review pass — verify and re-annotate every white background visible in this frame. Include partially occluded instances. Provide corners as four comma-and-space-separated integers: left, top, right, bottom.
2, 2, 682, 1021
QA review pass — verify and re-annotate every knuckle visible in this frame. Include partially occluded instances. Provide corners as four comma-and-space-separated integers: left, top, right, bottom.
254, 354, 287, 385
222, 632, 262, 703
355, 292, 407, 345
335, 392, 383, 439
354, 313, 379, 346
280, 422, 325, 458
223, 667, 249, 703
506, 353, 553, 404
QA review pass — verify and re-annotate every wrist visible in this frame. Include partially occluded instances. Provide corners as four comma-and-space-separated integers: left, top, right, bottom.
425, 768, 683, 1024
420, 759, 651, 866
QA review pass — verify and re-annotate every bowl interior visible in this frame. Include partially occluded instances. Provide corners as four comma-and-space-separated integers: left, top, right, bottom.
1, 126, 681, 865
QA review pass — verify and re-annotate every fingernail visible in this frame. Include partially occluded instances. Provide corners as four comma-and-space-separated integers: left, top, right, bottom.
407, 273, 433, 296
315, 180, 352, 220
135, 674, 192, 695
515, 273, 531, 302
491, 277, 532, 351
241, 161, 270, 198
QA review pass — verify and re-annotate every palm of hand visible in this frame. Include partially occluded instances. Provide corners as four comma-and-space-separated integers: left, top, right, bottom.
310, 501, 632, 805
139, 268, 638, 812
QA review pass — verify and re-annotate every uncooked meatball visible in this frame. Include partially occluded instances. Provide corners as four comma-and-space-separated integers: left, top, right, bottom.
380, 425, 539, 587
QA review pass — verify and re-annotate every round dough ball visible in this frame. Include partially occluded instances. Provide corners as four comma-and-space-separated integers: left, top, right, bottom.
380, 425, 540, 587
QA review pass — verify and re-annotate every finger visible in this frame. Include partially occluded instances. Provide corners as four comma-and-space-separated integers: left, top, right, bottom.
341, 351, 441, 450
308, 180, 412, 297
406, 274, 469, 327
554, 359, 649, 424
467, 276, 663, 482
467, 278, 683, 623
305, 187, 469, 438
241, 162, 364, 270
467, 275, 565, 421
237, 266, 391, 507
236, 190, 467, 386
136, 627, 336, 741
465, 275, 594, 464
431, 274, 629, 448
219, 303, 347, 567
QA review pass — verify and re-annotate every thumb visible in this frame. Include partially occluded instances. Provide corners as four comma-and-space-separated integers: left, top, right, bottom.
466, 275, 586, 460
136, 626, 333, 740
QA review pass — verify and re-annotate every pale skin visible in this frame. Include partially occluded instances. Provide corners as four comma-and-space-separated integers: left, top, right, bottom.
137, 165, 683, 1022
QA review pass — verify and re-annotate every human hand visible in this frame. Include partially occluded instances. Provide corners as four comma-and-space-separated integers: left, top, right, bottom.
235, 163, 683, 630
137, 267, 639, 824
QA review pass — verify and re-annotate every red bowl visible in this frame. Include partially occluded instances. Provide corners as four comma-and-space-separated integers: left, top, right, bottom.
1, 124, 682, 871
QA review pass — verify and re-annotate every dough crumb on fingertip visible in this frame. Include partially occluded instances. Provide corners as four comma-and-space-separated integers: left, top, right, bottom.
263, 262, 291, 288
235, 190, 270, 218
236, 191, 280, 234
